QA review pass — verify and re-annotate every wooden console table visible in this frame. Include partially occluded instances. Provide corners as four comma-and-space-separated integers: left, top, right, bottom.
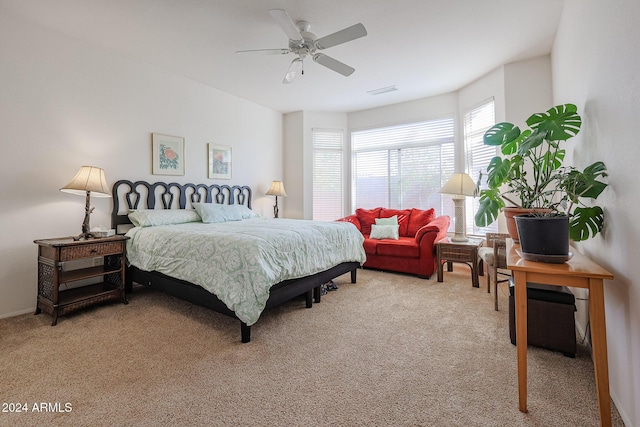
507, 239, 614, 426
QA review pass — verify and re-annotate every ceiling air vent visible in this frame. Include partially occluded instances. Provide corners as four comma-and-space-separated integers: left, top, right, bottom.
367, 85, 397, 95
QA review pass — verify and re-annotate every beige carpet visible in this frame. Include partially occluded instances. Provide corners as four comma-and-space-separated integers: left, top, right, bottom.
0, 266, 625, 427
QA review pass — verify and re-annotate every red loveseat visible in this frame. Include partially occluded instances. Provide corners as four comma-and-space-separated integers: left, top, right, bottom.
337, 207, 450, 278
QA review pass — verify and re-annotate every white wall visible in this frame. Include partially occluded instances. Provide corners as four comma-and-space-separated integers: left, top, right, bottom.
503, 56, 553, 126
0, 10, 283, 318
348, 93, 459, 132
283, 111, 348, 219
283, 111, 304, 219
552, 1, 640, 425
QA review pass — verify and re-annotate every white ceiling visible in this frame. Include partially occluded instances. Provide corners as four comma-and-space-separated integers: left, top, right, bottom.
1, 0, 564, 114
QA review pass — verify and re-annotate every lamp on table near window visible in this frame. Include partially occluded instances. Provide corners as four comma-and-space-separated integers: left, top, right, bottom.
265, 180, 287, 218
439, 173, 476, 242
60, 166, 112, 240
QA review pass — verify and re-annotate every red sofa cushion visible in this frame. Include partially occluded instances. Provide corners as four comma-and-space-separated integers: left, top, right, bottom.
379, 208, 411, 236
407, 208, 436, 236
376, 237, 420, 258
362, 237, 379, 255
356, 207, 382, 235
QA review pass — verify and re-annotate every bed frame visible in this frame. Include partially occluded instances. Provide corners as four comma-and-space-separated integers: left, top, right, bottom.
111, 180, 358, 343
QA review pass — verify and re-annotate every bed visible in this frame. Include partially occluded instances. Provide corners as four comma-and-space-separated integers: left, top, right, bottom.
111, 180, 365, 343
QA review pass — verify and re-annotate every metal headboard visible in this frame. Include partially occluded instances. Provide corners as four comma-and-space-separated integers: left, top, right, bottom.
111, 180, 253, 234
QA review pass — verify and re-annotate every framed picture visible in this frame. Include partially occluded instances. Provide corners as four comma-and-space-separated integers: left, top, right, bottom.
152, 133, 185, 175
208, 144, 232, 179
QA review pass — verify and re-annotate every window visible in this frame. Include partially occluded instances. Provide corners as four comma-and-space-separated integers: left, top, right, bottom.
464, 98, 497, 235
351, 117, 455, 219
312, 128, 344, 221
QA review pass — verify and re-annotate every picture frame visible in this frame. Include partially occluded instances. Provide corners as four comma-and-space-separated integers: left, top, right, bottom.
208, 143, 232, 179
152, 133, 185, 176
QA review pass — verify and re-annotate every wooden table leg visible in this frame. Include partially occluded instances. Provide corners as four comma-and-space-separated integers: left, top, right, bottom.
471, 253, 479, 288
588, 279, 612, 427
514, 270, 528, 413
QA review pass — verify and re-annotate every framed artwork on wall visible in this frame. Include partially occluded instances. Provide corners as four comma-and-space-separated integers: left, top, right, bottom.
152, 133, 185, 175
208, 143, 232, 179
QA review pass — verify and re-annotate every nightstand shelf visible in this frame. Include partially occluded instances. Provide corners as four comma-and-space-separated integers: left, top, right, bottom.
59, 264, 122, 283
56, 282, 121, 306
34, 235, 129, 325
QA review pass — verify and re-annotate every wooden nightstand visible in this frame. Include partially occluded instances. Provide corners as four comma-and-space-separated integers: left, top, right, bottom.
436, 238, 484, 288
34, 235, 129, 325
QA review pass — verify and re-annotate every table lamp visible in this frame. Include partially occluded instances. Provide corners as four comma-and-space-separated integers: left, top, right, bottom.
439, 173, 476, 242
60, 166, 112, 240
265, 180, 287, 218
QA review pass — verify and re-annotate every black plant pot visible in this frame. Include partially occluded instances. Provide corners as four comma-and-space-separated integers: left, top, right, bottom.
515, 214, 570, 262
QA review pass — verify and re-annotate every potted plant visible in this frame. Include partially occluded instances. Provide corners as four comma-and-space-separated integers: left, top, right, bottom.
474, 103, 608, 256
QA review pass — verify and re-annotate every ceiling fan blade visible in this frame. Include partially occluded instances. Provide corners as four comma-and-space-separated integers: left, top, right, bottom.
235, 48, 291, 55
269, 9, 303, 43
315, 23, 367, 50
283, 58, 304, 84
313, 53, 355, 77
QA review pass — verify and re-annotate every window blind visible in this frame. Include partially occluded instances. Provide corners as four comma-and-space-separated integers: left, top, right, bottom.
351, 117, 455, 222
312, 128, 344, 221
464, 98, 497, 235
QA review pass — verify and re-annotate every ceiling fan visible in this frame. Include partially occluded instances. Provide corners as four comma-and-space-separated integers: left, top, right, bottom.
237, 9, 367, 84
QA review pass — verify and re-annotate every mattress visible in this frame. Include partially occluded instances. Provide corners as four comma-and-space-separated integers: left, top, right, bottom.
125, 218, 366, 325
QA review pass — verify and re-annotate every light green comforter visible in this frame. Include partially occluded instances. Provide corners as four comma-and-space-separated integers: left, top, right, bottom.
126, 218, 365, 325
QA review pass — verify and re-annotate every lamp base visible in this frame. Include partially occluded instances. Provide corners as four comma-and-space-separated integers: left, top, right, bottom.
273, 196, 280, 218
73, 232, 95, 241
73, 191, 96, 240
451, 198, 468, 243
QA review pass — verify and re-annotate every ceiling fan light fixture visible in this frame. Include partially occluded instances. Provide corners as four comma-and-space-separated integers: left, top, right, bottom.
283, 57, 304, 84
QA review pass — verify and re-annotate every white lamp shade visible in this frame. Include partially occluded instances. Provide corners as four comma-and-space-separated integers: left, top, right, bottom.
265, 180, 287, 197
439, 173, 476, 197
60, 166, 111, 197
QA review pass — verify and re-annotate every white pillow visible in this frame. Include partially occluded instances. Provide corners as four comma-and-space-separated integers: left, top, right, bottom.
232, 204, 260, 219
375, 215, 398, 225
193, 203, 243, 223
128, 209, 201, 227
369, 224, 400, 240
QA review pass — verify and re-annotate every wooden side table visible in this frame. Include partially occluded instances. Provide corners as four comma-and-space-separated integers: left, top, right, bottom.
436, 238, 483, 287
507, 239, 614, 426
34, 235, 129, 325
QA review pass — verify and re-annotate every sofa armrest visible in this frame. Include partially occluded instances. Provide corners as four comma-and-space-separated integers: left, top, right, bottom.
415, 215, 450, 245
336, 214, 362, 232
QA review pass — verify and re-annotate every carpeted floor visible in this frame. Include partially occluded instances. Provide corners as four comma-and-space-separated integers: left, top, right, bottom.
0, 266, 625, 426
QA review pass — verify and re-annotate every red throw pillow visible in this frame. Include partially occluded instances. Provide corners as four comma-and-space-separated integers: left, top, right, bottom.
379, 208, 411, 236
407, 208, 436, 236
355, 207, 382, 235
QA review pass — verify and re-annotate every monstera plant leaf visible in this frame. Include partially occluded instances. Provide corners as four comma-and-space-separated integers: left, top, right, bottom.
542, 148, 565, 171
561, 161, 608, 202
474, 188, 505, 227
526, 104, 582, 141
486, 157, 511, 188
517, 129, 547, 156
483, 122, 521, 147
570, 206, 604, 241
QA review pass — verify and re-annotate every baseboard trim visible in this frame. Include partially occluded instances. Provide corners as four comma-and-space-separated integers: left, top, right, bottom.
0, 307, 34, 319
